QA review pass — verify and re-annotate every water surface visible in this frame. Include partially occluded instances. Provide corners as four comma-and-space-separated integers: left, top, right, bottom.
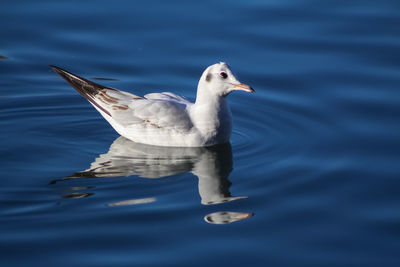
1, 0, 400, 266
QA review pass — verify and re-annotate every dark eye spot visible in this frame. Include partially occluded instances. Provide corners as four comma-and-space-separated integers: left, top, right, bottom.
206, 73, 212, 82
220, 72, 228, 79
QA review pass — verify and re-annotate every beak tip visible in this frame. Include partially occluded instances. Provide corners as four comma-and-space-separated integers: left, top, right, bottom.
233, 83, 255, 93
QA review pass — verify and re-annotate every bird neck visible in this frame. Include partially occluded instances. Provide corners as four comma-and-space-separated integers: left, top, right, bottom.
191, 86, 232, 145
194, 84, 227, 114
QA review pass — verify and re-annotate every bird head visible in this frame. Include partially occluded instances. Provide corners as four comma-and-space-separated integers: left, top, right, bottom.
198, 62, 254, 97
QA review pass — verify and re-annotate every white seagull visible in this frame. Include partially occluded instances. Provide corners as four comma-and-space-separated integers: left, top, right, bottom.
52, 62, 254, 147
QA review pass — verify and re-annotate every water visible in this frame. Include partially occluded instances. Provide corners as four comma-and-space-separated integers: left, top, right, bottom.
1, 0, 400, 266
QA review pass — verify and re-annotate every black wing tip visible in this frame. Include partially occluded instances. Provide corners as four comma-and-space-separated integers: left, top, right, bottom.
50, 65, 73, 78
50, 65, 113, 117
50, 65, 94, 84
50, 64, 62, 73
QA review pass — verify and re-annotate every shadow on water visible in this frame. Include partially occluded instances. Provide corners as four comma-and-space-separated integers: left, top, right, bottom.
50, 136, 253, 224
91, 77, 119, 81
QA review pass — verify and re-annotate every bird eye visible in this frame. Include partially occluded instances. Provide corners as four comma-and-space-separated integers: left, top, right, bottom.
219, 72, 228, 79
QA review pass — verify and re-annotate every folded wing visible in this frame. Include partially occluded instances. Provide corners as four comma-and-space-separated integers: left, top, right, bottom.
51, 66, 194, 132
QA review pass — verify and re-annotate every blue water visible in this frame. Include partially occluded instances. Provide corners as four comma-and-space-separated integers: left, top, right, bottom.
1, 0, 400, 266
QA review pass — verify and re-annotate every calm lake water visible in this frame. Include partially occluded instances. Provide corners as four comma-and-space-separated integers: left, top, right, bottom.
1, 0, 400, 266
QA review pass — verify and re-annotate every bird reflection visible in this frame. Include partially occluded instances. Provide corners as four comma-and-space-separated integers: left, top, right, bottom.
52, 136, 253, 224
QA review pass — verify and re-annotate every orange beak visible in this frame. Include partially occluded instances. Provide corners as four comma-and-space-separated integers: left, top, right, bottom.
233, 83, 255, 93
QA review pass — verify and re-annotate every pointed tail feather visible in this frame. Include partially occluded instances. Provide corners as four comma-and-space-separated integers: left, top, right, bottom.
51, 65, 112, 116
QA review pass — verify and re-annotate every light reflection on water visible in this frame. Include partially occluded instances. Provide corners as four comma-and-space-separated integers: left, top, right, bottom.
51, 136, 252, 224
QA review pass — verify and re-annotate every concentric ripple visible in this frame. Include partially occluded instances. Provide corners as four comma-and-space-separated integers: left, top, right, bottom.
229, 89, 317, 171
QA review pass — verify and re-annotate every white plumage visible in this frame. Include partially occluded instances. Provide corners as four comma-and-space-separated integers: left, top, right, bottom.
52, 62, 254, 147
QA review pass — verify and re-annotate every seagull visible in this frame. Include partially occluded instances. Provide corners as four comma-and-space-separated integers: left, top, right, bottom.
51, 62, 254, 147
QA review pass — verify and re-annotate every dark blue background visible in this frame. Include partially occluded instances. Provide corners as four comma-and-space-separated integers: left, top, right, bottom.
1, 0, 400, 266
